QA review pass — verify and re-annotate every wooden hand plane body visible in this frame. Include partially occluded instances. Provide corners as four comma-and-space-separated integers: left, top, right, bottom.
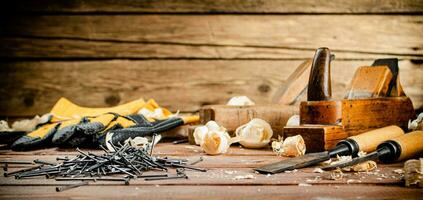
284, 48, 416, 152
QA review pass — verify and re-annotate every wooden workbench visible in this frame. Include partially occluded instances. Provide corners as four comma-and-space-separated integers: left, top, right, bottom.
0, 142, 421, 199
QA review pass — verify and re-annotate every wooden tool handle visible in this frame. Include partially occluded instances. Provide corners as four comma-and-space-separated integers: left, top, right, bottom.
391, 131, 423, 161
307, 47, 334, 101
349, 125, 404, 152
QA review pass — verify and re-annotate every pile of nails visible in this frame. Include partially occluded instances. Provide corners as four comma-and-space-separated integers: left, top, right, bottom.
2, 142, 206, 192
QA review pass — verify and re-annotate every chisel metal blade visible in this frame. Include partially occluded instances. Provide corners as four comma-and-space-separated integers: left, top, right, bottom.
255, 151, 330, 174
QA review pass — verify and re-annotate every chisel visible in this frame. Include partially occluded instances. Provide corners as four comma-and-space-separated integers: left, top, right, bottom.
255, 125, 404, 174
322, 131, 423, 170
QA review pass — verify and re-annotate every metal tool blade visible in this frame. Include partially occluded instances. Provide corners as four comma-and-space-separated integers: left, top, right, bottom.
255, 151, 330, 174
321, 151, 380, 171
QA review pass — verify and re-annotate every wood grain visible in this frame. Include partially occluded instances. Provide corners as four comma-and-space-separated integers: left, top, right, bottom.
0, 185, 421, 200
3, 0, 423, 13
0, 143, 416, 199
0, 60, 421, 117
0, 15, 422, 58
5, 37, 421, 60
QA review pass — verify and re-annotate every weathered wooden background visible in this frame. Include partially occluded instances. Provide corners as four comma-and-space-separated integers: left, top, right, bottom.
0, 0, 422, 117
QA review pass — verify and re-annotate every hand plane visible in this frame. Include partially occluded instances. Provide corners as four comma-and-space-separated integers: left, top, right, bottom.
283, 47, 416, 153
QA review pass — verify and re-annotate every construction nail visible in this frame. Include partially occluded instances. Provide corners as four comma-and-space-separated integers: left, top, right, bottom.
56, 157, 69, 161
56, 181, 88, 192
171, 163, 207, 172
172, 139, 188, 144
138, 174, 168, 178
4, 165, 42, 177
144, 174, 188, 181
189, 157, 203, 165
0, 160, 33, 165
34, 159, 56, 166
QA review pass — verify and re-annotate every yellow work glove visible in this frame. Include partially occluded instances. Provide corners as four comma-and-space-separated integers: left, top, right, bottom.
10, 97, 153, 151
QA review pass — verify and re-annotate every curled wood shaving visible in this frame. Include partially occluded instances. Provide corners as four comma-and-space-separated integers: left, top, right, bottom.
201, 130, 231, 155
404, 158, 423, 187
272, 135, 306, 157
281, 135, 306, 157
0, 120, 12, 132
408, 113, 423, 131
286, 115, 300, 126
227, 96, 255, 106
330, 169, 345, 180
351, 161, 377, 172
234, 118, 273, 149
193, 121, 227, 145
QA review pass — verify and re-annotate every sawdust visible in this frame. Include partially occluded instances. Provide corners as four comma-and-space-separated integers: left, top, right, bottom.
350, 161, 377, 172
306, 176, 322, 183
233, 174, 255, 180
346, 179, 362, 184
330, 169, 345, 180
224, 170, 236, 175
298, 183, 312, 186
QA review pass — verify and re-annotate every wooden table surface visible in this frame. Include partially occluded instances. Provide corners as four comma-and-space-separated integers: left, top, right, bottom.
0, 142, 421, 200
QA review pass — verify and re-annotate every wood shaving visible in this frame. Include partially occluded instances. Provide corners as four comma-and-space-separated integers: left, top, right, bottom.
306, 176, 321, 183
284, 169, 298, 173
193, 121, 232, 155
274, 135, 306, 157
201, 130, 231, 155
325, 152, 377, 172
346, 179, 362, 184
227, 96, 255, 106
233, 174, 255, 180
313, 168, 324, 173
193, 121, 226, 145
408, 113, 423, 131
298, 183, 312, 186
393, 169, 404, 174
234, 118, 273, 149
286, 115, 300, 126
404, 158, 423, 187
330, 169, 345, 180
350, 161, 377, 172
271, 140, 283, 156
224, 170, 236, 175
0, 120, 12, 132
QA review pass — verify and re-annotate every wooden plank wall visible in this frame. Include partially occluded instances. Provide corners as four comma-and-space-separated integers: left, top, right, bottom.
0, 0, 422, 117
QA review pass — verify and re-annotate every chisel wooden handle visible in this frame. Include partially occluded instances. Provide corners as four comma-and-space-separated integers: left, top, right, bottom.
307, 47, 334, 101
331, 125, 404, 157
347, 125, 404, 153
381, 131, 423, 162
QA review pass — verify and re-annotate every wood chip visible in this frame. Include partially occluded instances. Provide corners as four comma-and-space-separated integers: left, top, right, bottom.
404, 158, 423, 187
233, 174, 255, 180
